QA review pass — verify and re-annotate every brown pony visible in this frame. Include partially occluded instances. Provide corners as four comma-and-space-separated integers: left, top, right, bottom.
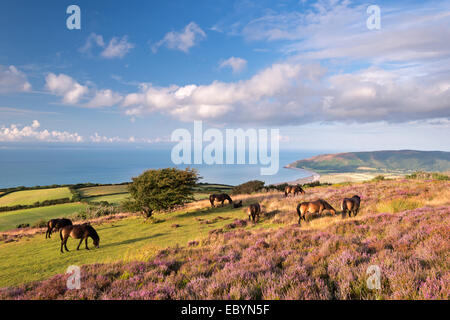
245, 203, 261, 223
296, 199, 337, 225
60, 223, 100, 253
209, 193, 233, 207
341, 195, 361, 218
285, 185, 305, 197
46, 218, 72, 239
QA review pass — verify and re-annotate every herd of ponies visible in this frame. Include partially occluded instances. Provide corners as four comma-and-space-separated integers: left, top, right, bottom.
44, 185, 361, 253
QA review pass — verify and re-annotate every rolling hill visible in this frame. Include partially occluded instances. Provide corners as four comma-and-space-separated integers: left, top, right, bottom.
288, 150, 450, 174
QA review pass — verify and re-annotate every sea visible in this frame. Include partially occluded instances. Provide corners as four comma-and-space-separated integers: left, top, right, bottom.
0, 147, 329, 188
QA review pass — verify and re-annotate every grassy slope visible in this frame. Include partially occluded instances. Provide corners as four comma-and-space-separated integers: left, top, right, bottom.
86, 193, 130, 205
0, 188, 72, 207
78, 185, 129, 197
0, 204, 251, 287
1, 178, 449, 289
0, 203, 87, 231
291, 150, 450, 173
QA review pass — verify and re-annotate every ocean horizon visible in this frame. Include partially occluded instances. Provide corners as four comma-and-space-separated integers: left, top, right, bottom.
0, 147, 330, 188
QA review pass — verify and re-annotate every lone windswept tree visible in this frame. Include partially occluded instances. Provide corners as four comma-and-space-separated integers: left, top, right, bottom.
126, 168, 199, 219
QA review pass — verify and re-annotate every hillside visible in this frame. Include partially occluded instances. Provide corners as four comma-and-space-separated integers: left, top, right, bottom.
0, 177, 449, 299
289, 150, 450, 174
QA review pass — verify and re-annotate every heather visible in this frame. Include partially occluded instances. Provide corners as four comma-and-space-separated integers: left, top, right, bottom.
0, 178, 449, 299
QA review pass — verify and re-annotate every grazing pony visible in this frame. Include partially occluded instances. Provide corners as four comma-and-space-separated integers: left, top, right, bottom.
60, 223, 100, 253
209, 193, 233, 207
233, 200, 243, 208
245, 203, 261, 223
46, 218, 72, 239
285, 185, 305, 197
341, 195, 361, 218
296, 199, 337, 225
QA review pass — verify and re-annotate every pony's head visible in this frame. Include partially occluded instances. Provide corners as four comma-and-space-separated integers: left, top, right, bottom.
353, 195, 361, 201
87, 225, 100, 248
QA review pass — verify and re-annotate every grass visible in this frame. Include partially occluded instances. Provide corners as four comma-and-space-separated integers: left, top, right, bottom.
0, 203, 87, 232
0, 188, 72, 207
0, 204, 252, 287
78, 185, 129, 197
377, 199, 422, 213
1, 178, 448, 291
87, 193, 130, 205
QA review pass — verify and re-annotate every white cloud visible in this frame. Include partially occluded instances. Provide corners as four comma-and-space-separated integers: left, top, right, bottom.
79, 33, 105, 54
101, 36, 135, 59
0, 120, 83, 143
241, 0, 450, 66
0, 65, 31, 93
85, 89, 123, 108
152, 22, 206, 53
45, 73, 88, 104
80, 33, 134, 59
219, 57, 247, 73
122, 63, 302, 121
121, 61, 450, 125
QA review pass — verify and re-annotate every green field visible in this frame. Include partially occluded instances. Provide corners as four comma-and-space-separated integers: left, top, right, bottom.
0, 204, 253, 287
0, 188, 72, 207
0, 203, 87, 231
78, 185, 129, 197
87, 193, 130, 205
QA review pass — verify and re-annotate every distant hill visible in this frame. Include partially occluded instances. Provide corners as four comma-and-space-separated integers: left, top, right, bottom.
288, 150, 450, 174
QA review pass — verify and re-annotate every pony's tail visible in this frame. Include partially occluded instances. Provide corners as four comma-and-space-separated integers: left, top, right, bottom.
341, 200, 345, 211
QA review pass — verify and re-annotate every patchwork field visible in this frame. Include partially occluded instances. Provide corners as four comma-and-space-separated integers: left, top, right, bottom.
0, 203, 87, 231
0, 178, 449, 300
0, 187, 72, 207
86, 193, 130, 205
78, 185, 129, 198
319, 172, 404, 184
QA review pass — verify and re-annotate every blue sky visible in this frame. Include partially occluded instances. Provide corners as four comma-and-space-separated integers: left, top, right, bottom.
1, 0, 449, 151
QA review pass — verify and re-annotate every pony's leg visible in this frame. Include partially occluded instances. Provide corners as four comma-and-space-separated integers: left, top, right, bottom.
60, 231, 64, 253
45, 228, 49, 239
64, 237, 69, 252
76, 238, 83, 250
85, 238, 89, 250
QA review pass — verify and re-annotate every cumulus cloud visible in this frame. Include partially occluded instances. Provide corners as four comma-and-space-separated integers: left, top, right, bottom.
219, 57, 247, 73
152, 22, 206, 53
80, 33, 134, 59
0, 65, 31, 93
0, 120, 83, 143
45, 73, 88, 104
79, 33, 105, 54
85, 89, 123, 108
45, 73, 123, 108
101, 36, 135, 59
120, 61, 450, 125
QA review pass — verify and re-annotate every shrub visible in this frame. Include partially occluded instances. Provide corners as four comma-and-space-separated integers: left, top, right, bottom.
406, 171, 449, 181
371, 175, 385, 182
127, 168, 199, 219
72, 204, 119, 220
231, 180, 265, 195
16, 223, 30, 229
32, 219, 47, 228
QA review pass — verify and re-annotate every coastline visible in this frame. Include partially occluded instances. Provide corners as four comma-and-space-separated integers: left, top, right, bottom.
273, 165, 321, 186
